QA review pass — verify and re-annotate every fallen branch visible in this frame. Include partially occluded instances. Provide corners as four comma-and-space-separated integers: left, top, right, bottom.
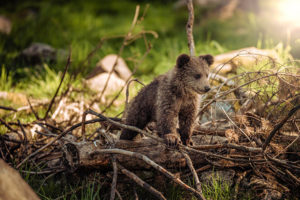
263, 104, 300, 151
91, 149, 205, 199
110, 156, 118, 200
118, 164, 166, 200
186, 0, 195, 56
182, 151, 206, 199
43, 48, 71, 120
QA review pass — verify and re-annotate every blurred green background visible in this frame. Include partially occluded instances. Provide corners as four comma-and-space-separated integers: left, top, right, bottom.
0, 0, 299, 101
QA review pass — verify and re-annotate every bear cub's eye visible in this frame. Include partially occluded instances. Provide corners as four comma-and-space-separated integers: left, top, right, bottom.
194, 74, 202, 79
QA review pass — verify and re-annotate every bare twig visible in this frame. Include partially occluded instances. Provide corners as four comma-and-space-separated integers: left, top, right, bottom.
16, 116, 119, 168
101, 44, 149, 114
27, 97, 40, 120
198, 73, 278, 117
93, 149, 204, 199
0, 118, 22, 140
81, 111, 87, 141
0, 105, 17, 112
262, 104, 300, 151
186, 0, 195, 56
118, 164, 166, 200
125, 79, 145, 111
221, 107, 252, 142
97, 6, 140, 104
233, 171, 248, 200
44, 48, 71, 119
18, 120, 28, 144
181, 151, 206, 199
110, 156, 118, 200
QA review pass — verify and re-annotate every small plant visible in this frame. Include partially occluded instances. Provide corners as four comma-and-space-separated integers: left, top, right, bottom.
0, 65, 13, 91
202, 172, 232, 200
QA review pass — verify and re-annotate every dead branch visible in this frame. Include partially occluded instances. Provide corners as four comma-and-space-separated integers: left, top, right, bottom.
182, 152, 206, 200
97, 6, 140, 104
198, 73, 278, 117
263, 104, 300, 151
186, 0, 195, 56
0, 105, 16, 112
27, 97, 40, 120
110, 156, 118, 200
44, 48, 71, 120
91, 149, 205, 199
118, 164, 167, 200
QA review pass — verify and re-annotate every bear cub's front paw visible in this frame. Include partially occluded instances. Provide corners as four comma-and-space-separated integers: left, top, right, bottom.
183, 138, 194, 146
164, 133, 182, 146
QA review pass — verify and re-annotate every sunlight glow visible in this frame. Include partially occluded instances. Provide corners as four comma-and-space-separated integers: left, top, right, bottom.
278, 0, 300, 26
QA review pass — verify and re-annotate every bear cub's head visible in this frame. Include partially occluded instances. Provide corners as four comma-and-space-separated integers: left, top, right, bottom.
176, 53, 213, 94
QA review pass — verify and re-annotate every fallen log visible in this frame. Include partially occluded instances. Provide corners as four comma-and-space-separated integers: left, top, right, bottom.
63, 135, 227, 170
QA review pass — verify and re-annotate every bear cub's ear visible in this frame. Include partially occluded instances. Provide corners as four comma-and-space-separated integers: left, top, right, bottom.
199, 54, 214, 66
177, 54, 190, 68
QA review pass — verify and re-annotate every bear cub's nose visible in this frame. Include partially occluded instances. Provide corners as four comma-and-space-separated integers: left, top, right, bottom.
204, 86, 211, 92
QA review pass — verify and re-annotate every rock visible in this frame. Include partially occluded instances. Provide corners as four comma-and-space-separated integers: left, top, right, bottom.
0, 159, 40, 200
0, 16, 12, 34
200, 169, 236, 187
85, 72, 126, 101
87, 54, 132, 81
19, 43, 57, 65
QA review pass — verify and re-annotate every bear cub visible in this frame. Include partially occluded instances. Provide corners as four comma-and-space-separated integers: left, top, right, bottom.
120, 53, 214, 145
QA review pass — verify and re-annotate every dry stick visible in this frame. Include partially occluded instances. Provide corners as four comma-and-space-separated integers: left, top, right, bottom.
16, 117, 107, 169
81, 111, 87, 141
118, 164, 166, 200
101, 43, 149, 114
0, 105, 16, 112
262, 104, 300, 151
0, 135, 22, 144
273, 121, 300, 157
186, 0, 195, 56
94, 149, 203, 199
18, 117, 119, 168
44, 48, 71, 120
233, 171, 249, 200
0, 118, 23, 141
26, 97, 40, 120
125, 79, 145, 111
221, 107, 252, 142
198, 73, 278, 117
18, 120, 28, 144
110, 156, 118, 200
115, 189, 123, 200
285, 169, 300, 185
181, 151, 206, 200
97, 6, 140, 104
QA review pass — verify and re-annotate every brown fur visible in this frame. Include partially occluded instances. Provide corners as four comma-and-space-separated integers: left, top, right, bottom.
120, 54, 214, 145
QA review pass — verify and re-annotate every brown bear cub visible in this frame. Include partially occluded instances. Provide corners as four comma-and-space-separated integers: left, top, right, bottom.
120, 53, 213, 145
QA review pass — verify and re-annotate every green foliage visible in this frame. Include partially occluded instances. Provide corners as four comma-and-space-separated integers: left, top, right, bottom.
0, 65, 13, 91
202, 174, 232, 200
15, 64, 73, 98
